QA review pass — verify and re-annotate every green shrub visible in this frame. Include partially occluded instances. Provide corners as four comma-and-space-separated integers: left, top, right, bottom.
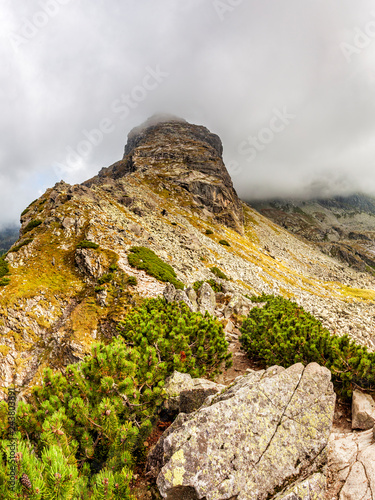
193, 279, 223, 293
128, 246, 184, 289
240, 294, 375, 398
126, 276, 137, 286
205, 229, 213, 235
109, 263, 118, 272
0, 299, 231, 497
20, 207, 29, 217
94, 285, 106, 293
210, 266, 229, 280
97, 273, 114, 285
117, 298, 231, 378
9, 238, 33, 253
218, 239, 230, 246
0, 278, 10, 287
23, 219, 43, 234
76, 240, 99, 249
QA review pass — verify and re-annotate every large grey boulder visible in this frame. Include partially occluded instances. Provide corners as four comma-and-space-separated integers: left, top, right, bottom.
223, 293, 255, 318
75, 247, 104, 279
148, 362, 335, 500
163, 371, 225, 414
163, 284, 196, 312
328, 429, 375, 499
197, 282, 216, 316
352, 389, 375, 430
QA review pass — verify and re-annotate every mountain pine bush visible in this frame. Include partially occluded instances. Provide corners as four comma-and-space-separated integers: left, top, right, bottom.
76, 240, 100, 249
240, 294, 375, 398
210, 267, 229, 280
127, 246, 184, 289
0, 298, 230, 497
23, 219, 43, 234
117, 298, 232, 378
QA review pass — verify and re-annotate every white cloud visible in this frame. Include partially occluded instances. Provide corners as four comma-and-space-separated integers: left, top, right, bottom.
1, 0, 375, 227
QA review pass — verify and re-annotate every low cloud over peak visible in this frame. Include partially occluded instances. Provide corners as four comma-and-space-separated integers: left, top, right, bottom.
1, 0, 375, 227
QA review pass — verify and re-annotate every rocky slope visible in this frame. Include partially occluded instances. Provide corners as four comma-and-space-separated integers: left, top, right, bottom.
250, 195, 375, 273
1, 116, 375, 402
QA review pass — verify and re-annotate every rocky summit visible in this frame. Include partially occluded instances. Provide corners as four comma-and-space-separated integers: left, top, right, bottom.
2, 116, 375, 498
87, 114, 244, 233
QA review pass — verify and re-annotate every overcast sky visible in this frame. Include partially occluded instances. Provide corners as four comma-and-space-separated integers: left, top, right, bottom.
1, 0, 375, 228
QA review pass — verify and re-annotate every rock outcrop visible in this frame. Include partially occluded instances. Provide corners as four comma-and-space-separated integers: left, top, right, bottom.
148, 362, 335, 500
91, 115, 244, 233
162, 371, 225, 415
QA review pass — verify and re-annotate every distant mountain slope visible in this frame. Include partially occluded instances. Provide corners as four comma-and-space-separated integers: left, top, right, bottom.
0, 227, 19, 255
249, 194, 375, 273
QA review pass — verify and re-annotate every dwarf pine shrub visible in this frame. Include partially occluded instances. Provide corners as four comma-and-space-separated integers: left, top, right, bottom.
218, 239, 230, 246
0, 298, 230, 497
117, 298, 231, 378
210, 267, 229, 280
240, 294, 375, 398
127, 246, 184, 289
23, 219, 43, 234
76, 240, 99, 249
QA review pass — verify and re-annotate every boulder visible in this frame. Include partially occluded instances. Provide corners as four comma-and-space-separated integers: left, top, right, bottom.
223, 294, 255, 318
185, 287, 198, 312
163, 371, 225, 414
197, 282, 216, 316
75, 248, 104, 279
352, 389, 375, 430
328, 429, 375, 499
148, 362, 335, 500
163, 284, 196, 312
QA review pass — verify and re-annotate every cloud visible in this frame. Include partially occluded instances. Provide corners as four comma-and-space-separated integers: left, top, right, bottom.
1, 0, 375, 227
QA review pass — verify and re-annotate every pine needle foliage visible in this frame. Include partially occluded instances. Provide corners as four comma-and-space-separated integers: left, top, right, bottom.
76, 240, 100, 249
117, 298, 232, 378
210, 267, 229, 280
127, 246, 184, 289
0, 299, 230, 497
23, 219, 43, 234
240, 294, 375, 398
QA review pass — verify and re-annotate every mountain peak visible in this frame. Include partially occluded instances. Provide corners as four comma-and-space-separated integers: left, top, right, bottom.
88, 116, 244, 233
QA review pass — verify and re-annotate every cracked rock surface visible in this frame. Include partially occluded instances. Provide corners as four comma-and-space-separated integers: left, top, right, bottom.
147, 362, 335, 500
327, 428, 375, 499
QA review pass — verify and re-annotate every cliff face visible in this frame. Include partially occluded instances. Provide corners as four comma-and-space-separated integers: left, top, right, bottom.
1, 116, 375, 399
88, 115, 244, 233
